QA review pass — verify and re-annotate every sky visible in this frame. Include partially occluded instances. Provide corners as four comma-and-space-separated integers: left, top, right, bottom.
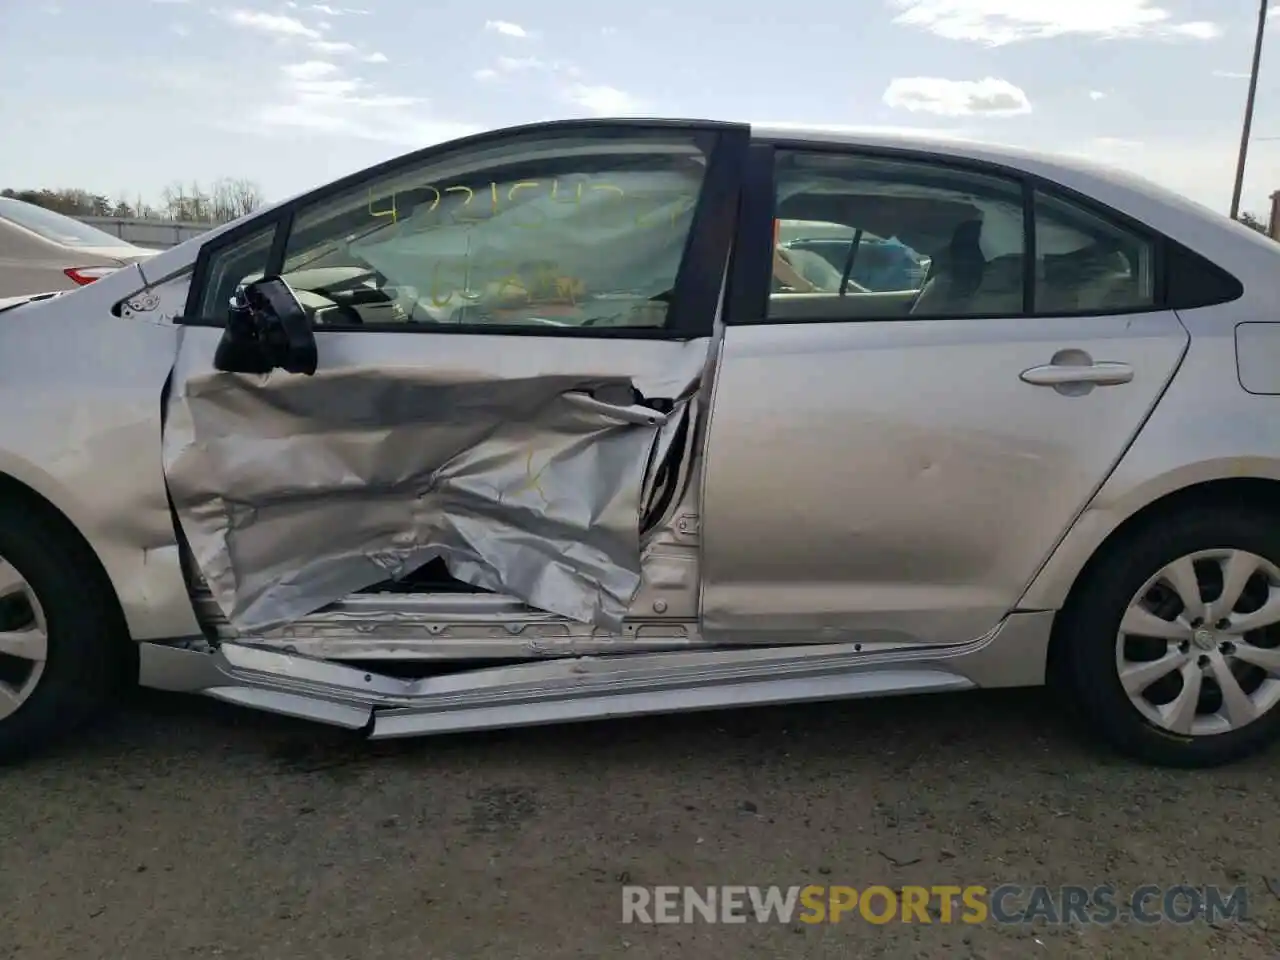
1, 0, 1279, 216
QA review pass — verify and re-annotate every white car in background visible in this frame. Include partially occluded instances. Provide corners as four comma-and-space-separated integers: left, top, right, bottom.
0, 197, 155, 298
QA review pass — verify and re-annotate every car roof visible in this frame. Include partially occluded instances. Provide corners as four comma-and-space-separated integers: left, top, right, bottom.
752, 124, 1199, 212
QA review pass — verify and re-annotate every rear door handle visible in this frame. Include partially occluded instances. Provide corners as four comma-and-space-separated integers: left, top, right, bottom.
1020, 361, 1134, 387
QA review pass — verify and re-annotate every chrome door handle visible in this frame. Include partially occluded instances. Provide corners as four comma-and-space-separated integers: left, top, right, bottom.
563, 391, 669, 426
1020, 361, 1134, 387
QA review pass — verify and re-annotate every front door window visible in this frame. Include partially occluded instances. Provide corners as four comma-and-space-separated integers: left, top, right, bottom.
200, 131, 714, 333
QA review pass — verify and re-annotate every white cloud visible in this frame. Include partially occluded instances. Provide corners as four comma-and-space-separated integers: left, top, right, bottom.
309, 3, 369, 13
1213, 70, 1251, 79
282, 60, 340, 81
1065, 134, 1280, 214
1089, 90, 1107, 100
222, 9, 321, 39
471, 55, 558, 82
259, 60, 477, 147
171, 22, 192, 36
311, 39, 357, 53
150, 0, 191, 4
485, 19, 529, 38
1089, 136, 1145, 150
220, 7, 381, 62
496, 56, 544, 71
1167, 20, 1219, 39
562, 83, 647, 115
888, 0, 1221, 46
753, 121, 972, 138
883, 76, 1031, 116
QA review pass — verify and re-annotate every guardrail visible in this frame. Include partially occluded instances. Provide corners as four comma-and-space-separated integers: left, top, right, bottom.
75, 216, 215, 249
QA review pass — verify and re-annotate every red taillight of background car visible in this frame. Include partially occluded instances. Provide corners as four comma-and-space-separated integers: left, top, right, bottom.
63, 266, 117, 286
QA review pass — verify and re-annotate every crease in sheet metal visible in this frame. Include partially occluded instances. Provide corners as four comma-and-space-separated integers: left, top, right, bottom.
162, 336, 705, 634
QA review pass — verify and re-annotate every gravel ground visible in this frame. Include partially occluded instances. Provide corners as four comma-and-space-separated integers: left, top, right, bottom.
1, 686, 1279, 959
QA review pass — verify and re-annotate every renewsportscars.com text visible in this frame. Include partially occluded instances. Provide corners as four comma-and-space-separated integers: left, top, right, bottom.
621, 884, 1248, 926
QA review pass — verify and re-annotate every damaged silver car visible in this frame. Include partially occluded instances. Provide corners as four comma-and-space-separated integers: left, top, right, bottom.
2, 118, 1279, 768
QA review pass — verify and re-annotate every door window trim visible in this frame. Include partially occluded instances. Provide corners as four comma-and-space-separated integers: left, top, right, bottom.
179, 118, 750, 340
725, 138, 1183, 326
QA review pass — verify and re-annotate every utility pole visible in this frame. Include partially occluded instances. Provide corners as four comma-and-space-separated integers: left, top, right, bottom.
1230, 0, 1270, 220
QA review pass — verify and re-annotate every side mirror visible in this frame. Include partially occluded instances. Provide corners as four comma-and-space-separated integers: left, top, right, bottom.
213, 277, 318, 376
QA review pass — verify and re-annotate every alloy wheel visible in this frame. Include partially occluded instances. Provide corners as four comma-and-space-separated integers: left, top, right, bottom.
1116, 549, 1280, 736
0, 558, 47, 721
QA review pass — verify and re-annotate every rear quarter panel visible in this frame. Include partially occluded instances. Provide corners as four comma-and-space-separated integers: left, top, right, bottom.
1020, 294, 1280, 611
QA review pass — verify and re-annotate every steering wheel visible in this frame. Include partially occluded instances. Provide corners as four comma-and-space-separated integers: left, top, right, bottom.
297, 290, 363, 326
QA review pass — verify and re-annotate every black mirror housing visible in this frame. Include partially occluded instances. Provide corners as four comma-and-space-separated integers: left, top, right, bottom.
214, 277, 318, 376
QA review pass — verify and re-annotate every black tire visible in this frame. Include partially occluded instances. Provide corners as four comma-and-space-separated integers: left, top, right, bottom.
1057, 503, 1280, 768
0, 499, 128, 765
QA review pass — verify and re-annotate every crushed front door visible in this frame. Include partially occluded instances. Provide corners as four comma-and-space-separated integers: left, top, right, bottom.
161, 121, 748, 635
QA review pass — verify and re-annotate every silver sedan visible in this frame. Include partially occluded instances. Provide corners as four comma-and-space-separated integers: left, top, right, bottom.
0, 197, 154, 297
0, 118, 1277, 769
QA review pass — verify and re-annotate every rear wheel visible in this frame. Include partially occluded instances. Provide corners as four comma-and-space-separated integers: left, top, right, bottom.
1058, 505, 1280, 767
0, 501, 127, 764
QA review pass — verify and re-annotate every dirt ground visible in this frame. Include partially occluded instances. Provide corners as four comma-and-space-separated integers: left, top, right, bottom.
1, 686, 1278, 959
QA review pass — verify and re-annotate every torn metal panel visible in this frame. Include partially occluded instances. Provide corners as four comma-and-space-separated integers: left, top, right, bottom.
190, 588, 703, 660
162, 336, 706, 635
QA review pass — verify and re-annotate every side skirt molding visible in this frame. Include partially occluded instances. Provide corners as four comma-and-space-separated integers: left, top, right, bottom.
137, 611, 1053, 738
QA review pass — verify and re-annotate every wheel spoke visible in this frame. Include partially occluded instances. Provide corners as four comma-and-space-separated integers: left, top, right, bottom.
1210, 551, 1260, 623
1161, 556, 1207, 623
1228, 588, 1280, 633
0, 626, 46, 662
1120, 649, 1189, 695
0, 560, 25, 599
1121, 605, 1190, 640
1210, 654, 1259, 728
0, 681, 21, 718
1157, 661, 1203, 735
1232, 642, 1280, 675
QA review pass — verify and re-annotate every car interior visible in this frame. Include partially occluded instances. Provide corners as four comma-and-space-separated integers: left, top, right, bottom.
768, 188, 1148, 322
204, 160, 1149, 332
220, 151, 709, 331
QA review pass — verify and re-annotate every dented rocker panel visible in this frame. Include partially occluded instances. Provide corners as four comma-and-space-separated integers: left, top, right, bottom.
135, 611, 1054, 737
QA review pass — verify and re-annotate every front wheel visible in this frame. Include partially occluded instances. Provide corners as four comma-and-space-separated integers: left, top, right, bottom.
1057, 505, 1280, 768
0, 501, 127, 764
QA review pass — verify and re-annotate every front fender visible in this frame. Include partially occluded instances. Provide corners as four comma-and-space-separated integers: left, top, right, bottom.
0, 266, 199, 641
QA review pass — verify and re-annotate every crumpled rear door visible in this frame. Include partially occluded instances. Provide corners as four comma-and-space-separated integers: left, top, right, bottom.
162, 121, 749, 635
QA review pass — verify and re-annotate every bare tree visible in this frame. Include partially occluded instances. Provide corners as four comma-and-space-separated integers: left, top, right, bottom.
112, 191, 135, 219
7, 178, 265, 223
210, 177, 266, 223
0, 187, 110, 216
1239, 211, 1270, 234
188, 180, 209, 223
160, 182, 184, 221
160, 181, 213, 222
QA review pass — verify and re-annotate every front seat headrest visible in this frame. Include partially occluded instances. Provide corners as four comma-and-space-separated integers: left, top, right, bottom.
948, 220, 986, 298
